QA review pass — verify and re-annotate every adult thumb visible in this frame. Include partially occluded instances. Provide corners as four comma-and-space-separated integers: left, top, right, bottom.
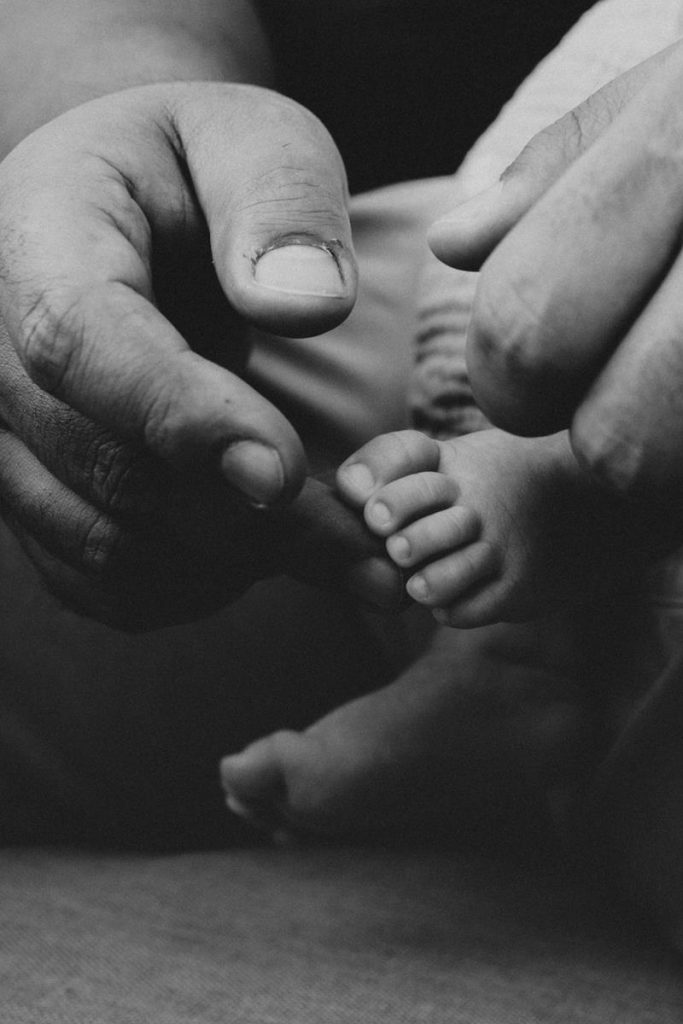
427, 43, 677, 272
173, 84, 357, 339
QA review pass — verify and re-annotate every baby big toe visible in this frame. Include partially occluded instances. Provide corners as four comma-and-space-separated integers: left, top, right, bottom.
337, 430, 441, 507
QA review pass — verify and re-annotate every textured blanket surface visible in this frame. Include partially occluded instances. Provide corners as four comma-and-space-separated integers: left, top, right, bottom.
2, 845, 683, 1023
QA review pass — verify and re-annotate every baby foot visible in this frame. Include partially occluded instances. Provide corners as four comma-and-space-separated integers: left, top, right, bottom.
336, 428, 626, 628
220, 617, 598, 845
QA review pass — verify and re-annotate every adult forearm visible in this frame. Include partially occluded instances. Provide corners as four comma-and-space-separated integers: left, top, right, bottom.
0, 0, 272, 155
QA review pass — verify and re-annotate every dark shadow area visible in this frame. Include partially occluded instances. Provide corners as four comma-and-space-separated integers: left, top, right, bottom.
258, 0, 596, 192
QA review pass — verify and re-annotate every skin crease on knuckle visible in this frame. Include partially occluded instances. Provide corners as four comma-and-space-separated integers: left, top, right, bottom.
174, 84, 349, 227
76, 510, 128, 579
513, 93, 609, 178
231, 164, 347, 223
0, 346, 157, 521
22, 474, 127, 581
17, 287, 86, 396
81, 428, 155, 517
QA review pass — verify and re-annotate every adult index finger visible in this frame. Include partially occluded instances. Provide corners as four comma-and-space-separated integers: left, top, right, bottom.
428, 43, 675, 272
466, 43, 683, 435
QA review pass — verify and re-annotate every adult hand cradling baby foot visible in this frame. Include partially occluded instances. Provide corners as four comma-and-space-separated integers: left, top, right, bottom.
430, 39, 683, 518
331, 43, 683, 630
0, 80, 403, 628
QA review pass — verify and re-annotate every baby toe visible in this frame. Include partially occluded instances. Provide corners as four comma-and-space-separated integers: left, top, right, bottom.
406, 540, 499, 607
337, 430, 440, 506
387, 505, 480, 567
365, 471, 458, 536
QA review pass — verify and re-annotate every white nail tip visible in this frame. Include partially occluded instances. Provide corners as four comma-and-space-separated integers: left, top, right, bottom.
254, 244, 344, 297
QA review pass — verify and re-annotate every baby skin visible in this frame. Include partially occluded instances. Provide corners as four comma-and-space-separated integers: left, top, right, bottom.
339, 427, 627, 628
220, 427, 620, 843
221, 612, 598, 844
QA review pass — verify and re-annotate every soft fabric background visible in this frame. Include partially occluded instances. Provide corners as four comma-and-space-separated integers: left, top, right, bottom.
2, 845, 683, 1023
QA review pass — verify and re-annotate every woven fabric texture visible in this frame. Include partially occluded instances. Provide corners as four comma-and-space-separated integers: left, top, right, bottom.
2, 845, 683, 1024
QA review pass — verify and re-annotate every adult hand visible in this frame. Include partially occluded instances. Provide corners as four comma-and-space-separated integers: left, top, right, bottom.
428, 41, 683, 503
0, 81, 370, 629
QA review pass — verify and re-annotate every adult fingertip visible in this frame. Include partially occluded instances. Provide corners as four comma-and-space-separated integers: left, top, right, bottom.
427, 181, 506, 270
220, 440, 283, 505
220, 439, 305, 507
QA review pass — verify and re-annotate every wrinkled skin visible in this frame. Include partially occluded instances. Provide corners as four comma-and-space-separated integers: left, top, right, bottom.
0, 82, 404, 629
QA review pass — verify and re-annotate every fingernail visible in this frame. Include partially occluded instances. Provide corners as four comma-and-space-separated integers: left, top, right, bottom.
221, 441, 284, 506
254, 244, 345, 297
339, 462, 375, 498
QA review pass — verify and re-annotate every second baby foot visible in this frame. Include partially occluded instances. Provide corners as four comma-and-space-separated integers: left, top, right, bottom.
337, 428, 628, 627
220, 617, 598, 846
